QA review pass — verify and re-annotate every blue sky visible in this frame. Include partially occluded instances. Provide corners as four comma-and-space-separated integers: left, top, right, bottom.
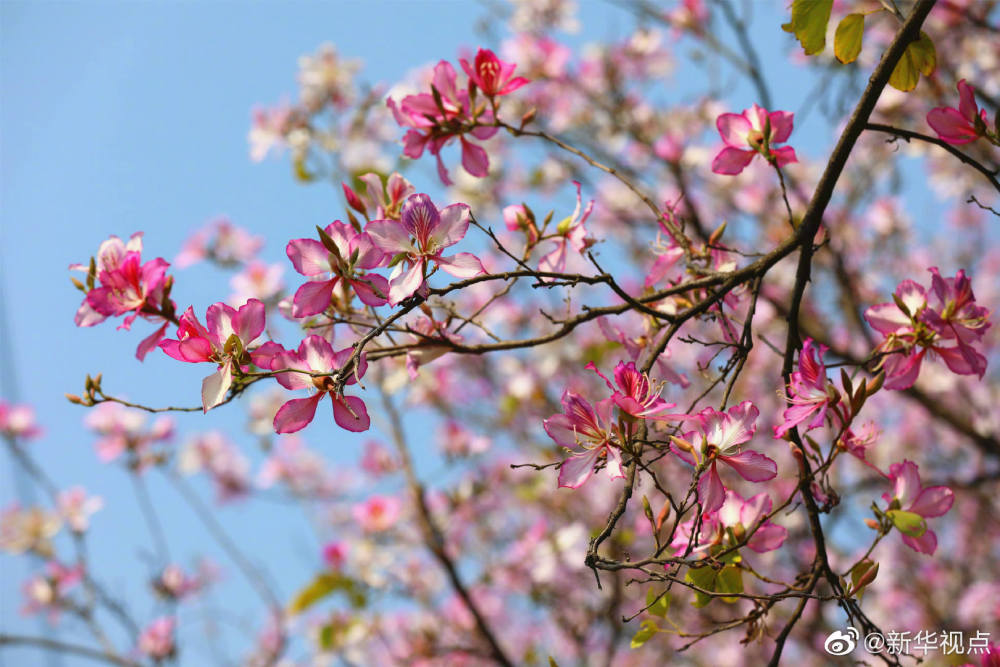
0, 1, 953, 665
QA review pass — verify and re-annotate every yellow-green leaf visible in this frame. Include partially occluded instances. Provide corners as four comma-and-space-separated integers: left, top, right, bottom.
888, 32, 936, 92
717, 565, 744, 603
645, 589, 670, 618
630, 619, 659, 649
782, 0, 833, 56
685, 566, 716, 608
287, 572, 366, 615
887, 509, 927, 537
834, 13, 864, 64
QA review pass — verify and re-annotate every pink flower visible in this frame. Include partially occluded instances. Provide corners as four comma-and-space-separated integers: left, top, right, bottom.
229, 261, 284, 305
323, 541, 348, 570
56, 487, 103, 533
839, 422, 885, 476
271, 335, 370, 433
71, 233, 174, 360
344, 172, 415, 221
0, 401, 42, 441
178, 432, 251, 502
882, 460, 954, 555
286, 220, 389, 314
84, 403, 174, 471
585, 361, 676, 419
21, 561, 83, 622
864, 268, 990, 389
672, 402, 776, 513
459, 48, 530, 98
154, 564, 204, 600
387, 61, 499, 184
174, 217, 263, 268
774, 338, 838, 438
159, 299, 267, 412
537, 181, 595, 276
927, 79, 988, 145
138, 616, 176, 659
544, 391, 623, 489
366, 193, 486, 305
352, 495, 402, 532
672, 489, 787, 556
711, 104, 797, 175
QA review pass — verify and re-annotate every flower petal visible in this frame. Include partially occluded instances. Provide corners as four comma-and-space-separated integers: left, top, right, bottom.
719, 450, 777, 482
273, 394, 323, 434
557, 447, 600, 489
332, 395, 370, 432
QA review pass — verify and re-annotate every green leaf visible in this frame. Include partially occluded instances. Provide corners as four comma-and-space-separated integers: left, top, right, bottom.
287, 572, 367, 615
645, 589, 670, 618
685, 566, 717, 608
294, 155, 315, 182
834, 13, 864, 64
782, 0, 833, 56
888, 32, 936, 92
630, 619, 659, 649
548, 658, 560, 667
887, 509, 927, 537
717, 565, 744, 603
850, 559, 879, 601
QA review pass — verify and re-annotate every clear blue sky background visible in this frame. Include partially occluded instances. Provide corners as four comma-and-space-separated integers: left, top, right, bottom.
0, 2, 949, 665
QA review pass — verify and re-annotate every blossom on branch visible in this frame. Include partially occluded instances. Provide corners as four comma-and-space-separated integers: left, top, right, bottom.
366, 193, 485, 305
927, 79, 990, 145
711, 104, 797, 175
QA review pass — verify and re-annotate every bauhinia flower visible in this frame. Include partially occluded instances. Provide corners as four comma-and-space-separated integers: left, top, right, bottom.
386, 61, 499, 184
138, 616, 176, 660
927, 79, 991, 145
585, 361, 676, 419
544, 391, 622, 489
671, 401, 776, 513
459, 47, 530, 98
286, 220, 389, 315
671, 489, 787, 557
881, 460, 954, 555
0, 401, 42, 441
56, 487, 103, 533
366, 193, 486, 305
70, 232, 175, 360
773, 338, 839, 438
538, 181, 595, 276
711, 104, 797, 175
159, 299, 267, 412
271, 335, 370, 434
21, 561, 83, 622
864, 268, 990, 389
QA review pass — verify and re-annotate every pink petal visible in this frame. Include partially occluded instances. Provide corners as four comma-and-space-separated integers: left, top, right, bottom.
286, 238, 331, 276
299, 335, 336, 372
557, 447, 600, 489
956, 79, 978, 123
927, 107, 978, 144
716, 113, 752, 148
365, 220, 414, 255
435, 252, 485, 279
273, 394, 323, 434
135, 322, 168, 361
863, 302, 911, 335
605, 446, 625, 480
719, 450, 777, 482
711, 147, 755, 175
460, 137, 489, 178
332, 395, 370, 432
234, 298, 265, 345
882, 350, 924, 390
291, 279, 337, 318
901, 529, 937, 555
772, 145, 797, 167
747, 522, 787, 553
910, 485, 954, 518
349, 275, 390, 307
388, 260, 425, 305
698, 462, 726, 513
768, 110, 794, 143
206, 302, 237, 348
544, 414, 580, 448
74, 300, 107, 327
431, 203, 471, 249
201, 361, 233, 413
498, 76, 530, 95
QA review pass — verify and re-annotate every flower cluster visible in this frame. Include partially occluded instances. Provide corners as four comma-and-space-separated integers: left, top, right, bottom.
864, 267, 991, 389
388, 49, 528, 184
